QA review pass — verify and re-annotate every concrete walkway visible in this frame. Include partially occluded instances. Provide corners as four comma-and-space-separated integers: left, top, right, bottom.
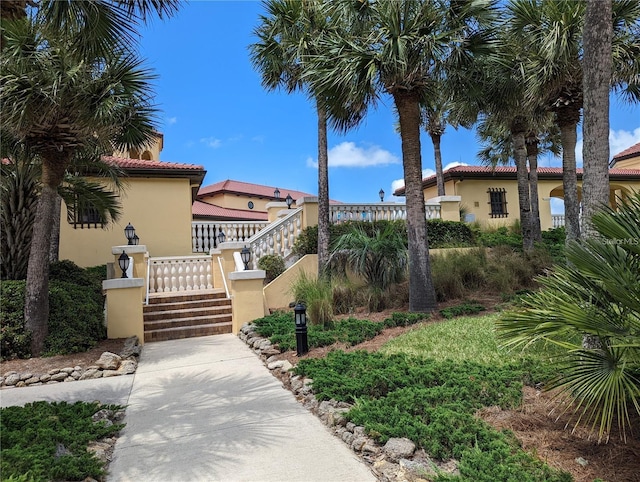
1, 334, 376, 482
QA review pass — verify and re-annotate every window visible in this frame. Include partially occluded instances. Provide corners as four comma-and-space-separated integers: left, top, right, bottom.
67, 196, 104, 229
247, 201, 254, 209
487, 188, 508, 218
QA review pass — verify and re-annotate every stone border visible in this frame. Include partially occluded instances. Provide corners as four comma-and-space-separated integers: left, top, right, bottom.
239, 323, 460, 482
0, 336, 141, 389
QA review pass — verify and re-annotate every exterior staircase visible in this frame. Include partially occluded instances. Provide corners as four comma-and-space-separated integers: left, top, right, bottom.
143, 289, 232, 342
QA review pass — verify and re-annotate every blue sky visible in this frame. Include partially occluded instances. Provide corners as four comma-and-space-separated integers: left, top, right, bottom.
137, 1, 640, 205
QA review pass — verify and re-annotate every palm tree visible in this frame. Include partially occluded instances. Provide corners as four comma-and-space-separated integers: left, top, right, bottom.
423, 84, 453, 197
1, 14, 159, 355
306, 0, 495, 313
581, 0, 612, 238
250, 0, 333, 278
508, 0, 640, 243
496, 191, 640, 441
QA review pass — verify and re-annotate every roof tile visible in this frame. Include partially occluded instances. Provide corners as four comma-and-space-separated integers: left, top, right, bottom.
192, 201, 268, 221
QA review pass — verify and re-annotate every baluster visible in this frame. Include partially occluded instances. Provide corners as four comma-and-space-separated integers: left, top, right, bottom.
192, 224, 198, 252
185, 262, 193, 291
178, 263, 185, 291
276, 228, 282, 257
160, 264, 168, 292
202, 225, 210, 252
155, 265, 163, 293
169, 264, 176, 291
149, 263, 156, 293
206, 261, 213, 289
196, 224, 203, 253
268, 234, 274, 256
197, 262, 205, 289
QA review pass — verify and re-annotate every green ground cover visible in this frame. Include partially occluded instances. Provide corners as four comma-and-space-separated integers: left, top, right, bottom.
294, 314, 570, 481
1, 401, 123, 482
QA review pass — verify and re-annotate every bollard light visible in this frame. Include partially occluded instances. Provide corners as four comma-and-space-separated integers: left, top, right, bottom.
294, 303, 309, 356
285, 193, 293, 209
118, 251, 130, 278
379, 188, 385, 202
124, 223, 136, 245
274, 188, 280, 200
217, 229, 226, 245
241, 245, 251, 270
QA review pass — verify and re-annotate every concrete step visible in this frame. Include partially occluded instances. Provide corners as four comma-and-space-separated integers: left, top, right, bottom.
144, 313, 232, 331
144, 322, 233, 343
147, 289, 227, 305
143, 305, 232, 322
144, 297, 230, 313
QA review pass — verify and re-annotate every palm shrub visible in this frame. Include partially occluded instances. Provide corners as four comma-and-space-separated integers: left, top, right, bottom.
496, 192, 640, 441
258, 254, 285, 283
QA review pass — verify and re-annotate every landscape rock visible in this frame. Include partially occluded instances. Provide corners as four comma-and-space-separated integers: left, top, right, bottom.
384, 438, 416, 462
120, 336, 141, 358
117, 359, 137, 375
95, 352, 122, 370
80, 369, 103, 380
4, 374, 20, 386
50, 372, 68, 382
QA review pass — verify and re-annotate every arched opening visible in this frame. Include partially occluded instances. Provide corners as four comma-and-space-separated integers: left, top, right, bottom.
129, 148, 140, 159
141, 150, 152, 160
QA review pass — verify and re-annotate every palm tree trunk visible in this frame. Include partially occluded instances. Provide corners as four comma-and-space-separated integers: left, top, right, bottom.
25, 158, 68, 355
394, 91, 437, 313
582, 0, 612, 240
49, 195, 62, 262
431, 132, 445, 196
511, 124, 533, 251
316, 100, 330, 277
557, 114, 581, 242
526, 137, 542, 242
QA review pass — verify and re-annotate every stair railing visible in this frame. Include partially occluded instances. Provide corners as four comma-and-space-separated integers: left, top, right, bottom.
147, 255, 213, 295
246, 207, 303, 269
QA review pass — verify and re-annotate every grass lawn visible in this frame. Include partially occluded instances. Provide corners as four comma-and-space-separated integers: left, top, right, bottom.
380, 313, 562, 367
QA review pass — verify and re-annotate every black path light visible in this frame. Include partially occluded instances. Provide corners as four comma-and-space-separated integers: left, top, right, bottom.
379, 188, 385, 202
118, 251, 130, 278
285, 193, 293, 209
124, 223, 136, 245
132, 234, 140, 245
241, 245, 251, 270
294, 303, 309, 356
274, 188, 280, 200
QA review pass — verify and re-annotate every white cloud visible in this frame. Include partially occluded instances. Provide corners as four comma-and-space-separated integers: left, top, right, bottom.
443, 161, 469, 170
610, 127, 640, 159
390, 168, 436, 199
166, 116, 177, 125
306, 142, 400, 168
574, 127, 640, 167
200, 137, 221, 149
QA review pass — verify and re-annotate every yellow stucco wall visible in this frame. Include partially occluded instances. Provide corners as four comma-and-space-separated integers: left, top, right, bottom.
198, 192, 272, 212
60, 177, 194, 267
423, 177, 640, 231
112, 133, 163, 161
613, 157, 640, 169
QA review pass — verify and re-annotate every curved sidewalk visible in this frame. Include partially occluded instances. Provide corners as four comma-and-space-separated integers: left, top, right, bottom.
2, 334, 375, 482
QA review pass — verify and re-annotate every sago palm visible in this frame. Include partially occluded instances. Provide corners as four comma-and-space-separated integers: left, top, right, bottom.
496, 191, 640, 441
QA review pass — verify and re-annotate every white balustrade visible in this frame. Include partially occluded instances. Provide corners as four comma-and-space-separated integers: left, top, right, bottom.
147, 255, 213, 294
247, 208, 303, 269
552, 215, 565, 228
192, 221, 269, 253
329, 203, 441, 223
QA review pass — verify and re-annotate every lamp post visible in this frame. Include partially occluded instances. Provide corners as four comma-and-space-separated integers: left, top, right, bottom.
379, 188, 385, 202
217, 229, 226, 246
124, 223, 136, 245
285, 193, 293, 209
240, 245, 251, 270
294, 303, 308, 356
274, 188, 280, 200
118, 251, 130, 278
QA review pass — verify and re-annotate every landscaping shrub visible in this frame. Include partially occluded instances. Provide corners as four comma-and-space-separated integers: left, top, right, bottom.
475, 226, 523, 249
0, 281, 31, 360
0, 261, 106, 359
252, 312, 383, 352
382, 312, 429, 328
290, 272, 333, 326
293, 219, 474, 257
258, 254, 285, 283
1, 401, 123, 482
331, 281, 366, 315
439, 302, 486, 319
295, 350, 569, 480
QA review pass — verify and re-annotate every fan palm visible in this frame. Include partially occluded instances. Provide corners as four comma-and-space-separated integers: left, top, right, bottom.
250, 0, 334, 277
1, 15, 158, 355
305, 0, 496, 312
508, 0, 640, 242
496, 191, 640, 441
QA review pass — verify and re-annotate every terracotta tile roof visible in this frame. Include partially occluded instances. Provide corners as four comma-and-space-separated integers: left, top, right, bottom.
393, 165, 640, 196
611, 141, 640, 163
192, 201, 268, 221
103, 156, 204, 171
198, 179, 314, 200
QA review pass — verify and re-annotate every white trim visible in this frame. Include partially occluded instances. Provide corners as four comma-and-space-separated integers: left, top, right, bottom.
103, 278, 144, 290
